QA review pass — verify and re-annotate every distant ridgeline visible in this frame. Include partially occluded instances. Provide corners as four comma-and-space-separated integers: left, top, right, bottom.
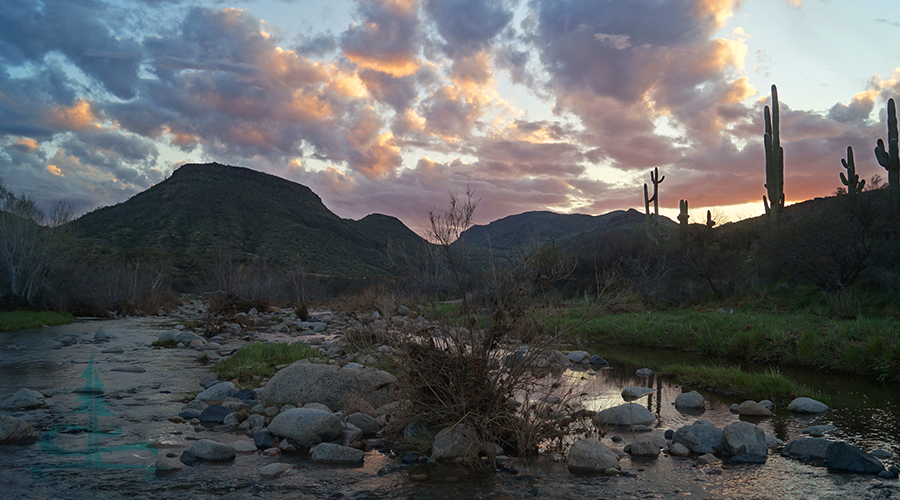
69, 162, 426, 276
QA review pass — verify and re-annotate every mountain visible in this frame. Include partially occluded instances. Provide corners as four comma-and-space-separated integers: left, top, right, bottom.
459, 209, 672, 263
70, 163, 426, 275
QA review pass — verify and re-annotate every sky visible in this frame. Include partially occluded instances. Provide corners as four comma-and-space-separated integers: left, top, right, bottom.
1, 0, 899, 234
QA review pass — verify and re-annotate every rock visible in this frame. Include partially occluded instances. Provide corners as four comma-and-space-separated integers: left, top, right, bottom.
431, 424, 480, 460
826, 442, 885, 475
668, 443, 690, 456
0, 415, 39, 444
343, 394, 376, 416
730, 454, 767, 465
302, 402, 333, 412
673, 420, 723, 455
621, 387, 655, 400
697, 453, 718, 465
233, 389, 257, 403
871, 449, 892, 460
877, 470, 896, 480
759, 400, 774, 411
566, 351, 590, 364
222, 397, 249, 411
801, 424, 837, 437
593, 403, 656, 427
196, 381, 236, 402
0, 388, 46, 410
155, 452, 184, 474
736, 400, 773, 417
254, 429, 276, 449
635, 368, 653, 377
198, 405, 234, 424
781, 438, 832, 463
629, 438, 663, 457
239, 414, 267, 430
311, 443, 365, 465
101, 345, 125, 353
182, 439, 236, 463
765, 433, 784, 450
673, 391, 704, 409
202, 342, 223, 351
267, 408, 342, 448
347, 412, 382, 437
257, 361, 396, 410
396, 305, 411, 316
94, 327, 114, 341
567, 439, 620, 472
723, 421, 767, 459
403, 420, 435, 441
168, 415, 184, 423
259, 463, 294, 478
223, 413, 240, 427
343, 422, 363, 444
311, 322, 328, 333
788, 397, 828, 414
156, 329, 178, 342
232, 440, 257, 452
175, 330, 202, 343
589, 355, 608, 366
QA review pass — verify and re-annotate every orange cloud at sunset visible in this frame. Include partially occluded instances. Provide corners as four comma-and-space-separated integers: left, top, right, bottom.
46, 100, 99, 131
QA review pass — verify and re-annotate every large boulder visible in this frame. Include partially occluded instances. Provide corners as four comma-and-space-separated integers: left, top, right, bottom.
182, 439, 236, 464
0, 415, 39, 444
781, 438, 832, 464
593, 403, 656, 428
672, 420, 723, 455
196, 381, 236, 402
787, 397, 828, 414
311, 443, 365, 465
256, 360, 396, 410
722, 421, 767, 460
0, 388, 46, 410
826, 442, 885, 475
267, 408, 342, 448
568, 439, 620, 472
431, 424, 480, 460
674, 391, 704, 409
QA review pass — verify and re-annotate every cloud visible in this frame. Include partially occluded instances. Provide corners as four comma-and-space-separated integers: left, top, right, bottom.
424, 0, 513, 56
341, 0, 423, 77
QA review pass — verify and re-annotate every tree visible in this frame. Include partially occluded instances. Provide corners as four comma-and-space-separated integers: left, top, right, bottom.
0, 180, 72, 303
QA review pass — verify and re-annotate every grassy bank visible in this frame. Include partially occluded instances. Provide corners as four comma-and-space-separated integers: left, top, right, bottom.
563, 307, 900, 382
0, 311, 75, 332
214, 341, 322, 388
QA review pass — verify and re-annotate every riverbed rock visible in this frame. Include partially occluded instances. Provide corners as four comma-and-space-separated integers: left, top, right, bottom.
257, 360, 396, 410
267, 408, 342, 448
311, 443, 365, 465
175, 330, 202, 344
94, 327, 114, 341
431, 424, 480, 460
788, 397, 829, 414
736, 400, 773, 417
259, 463, 294, 478
239, 414, 267, 430
347, 412, 382, 437
566, 351, 590, 364
765, 433, 784, 450
196, 381, 236, 402
801, 424, 837, 437
668, 443, 691, 456
589, 355, 608, 366
198, 404, 233, 424
673, 420, 723, 455
674, 391, 704, 409
723, 421, 767, 460
567, 439, 620, 472
635, 368, 654, 377
0, 388, 46, 409
593, 403, 656, 428
254, 429, 276, 449
781, 438, 832, 464
826, 442, 886, 475
629, 436, 665, 457
0, 415, 39, 444
182, 439, 236, 463
231, 440, 258, 453
621, 387, 655, 400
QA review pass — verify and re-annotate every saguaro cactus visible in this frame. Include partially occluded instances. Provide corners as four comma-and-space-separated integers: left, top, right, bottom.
840, 146, 865, 195
763, 84, 785, 228
678, 199, 690, 247
643, 167, 665, 244
874, 98, 899, 207
706, 210, 716, 229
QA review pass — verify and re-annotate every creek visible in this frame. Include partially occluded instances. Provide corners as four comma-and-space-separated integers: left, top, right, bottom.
0, 318, 898, 499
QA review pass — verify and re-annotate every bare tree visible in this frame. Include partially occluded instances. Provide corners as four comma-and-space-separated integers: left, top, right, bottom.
0, 180, 72, 303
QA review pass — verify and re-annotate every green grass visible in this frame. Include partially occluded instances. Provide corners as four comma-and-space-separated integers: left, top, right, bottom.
214, 341, 323, 388
0, 311, 75, 332
662, 364, 824, 403
560, 307, 900, 382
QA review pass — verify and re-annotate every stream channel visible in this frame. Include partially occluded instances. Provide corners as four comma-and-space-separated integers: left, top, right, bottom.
0, 317, 898, 499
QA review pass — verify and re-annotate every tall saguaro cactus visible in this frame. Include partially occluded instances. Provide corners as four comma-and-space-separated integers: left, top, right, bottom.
763, 84, 785, 229
678, 199, 690, 247
874, 98, 899, 207
643, 167, 665, 244
840, 146, 865, 195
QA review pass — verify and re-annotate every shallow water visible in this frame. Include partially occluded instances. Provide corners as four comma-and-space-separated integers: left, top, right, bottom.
0, 319, 898, 499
